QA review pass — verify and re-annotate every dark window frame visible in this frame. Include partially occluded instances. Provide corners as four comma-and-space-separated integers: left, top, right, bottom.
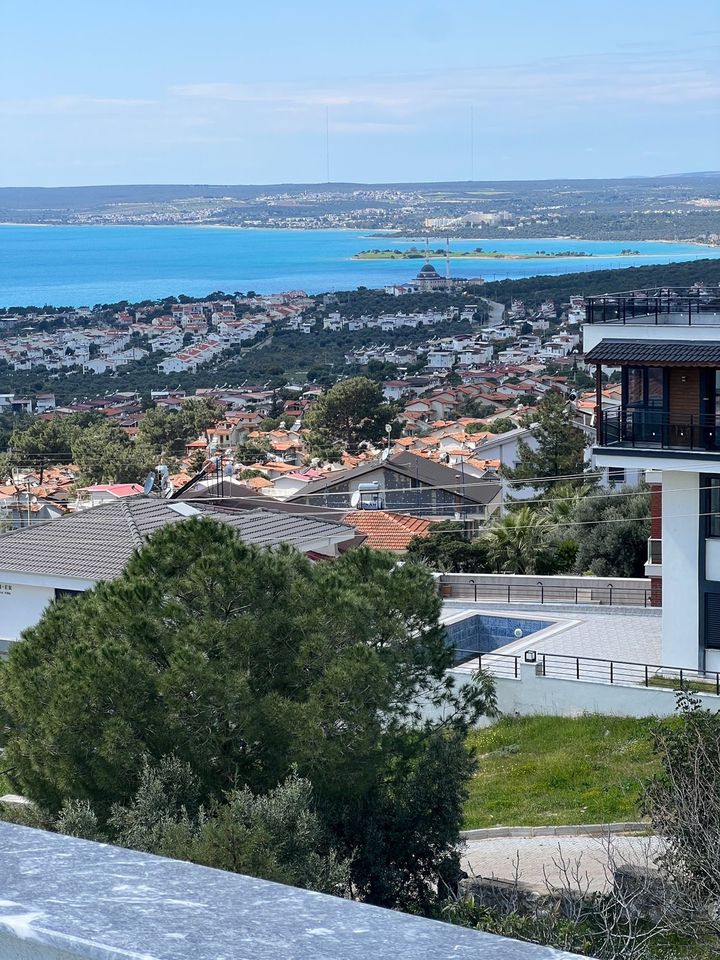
705, 475, 720, 539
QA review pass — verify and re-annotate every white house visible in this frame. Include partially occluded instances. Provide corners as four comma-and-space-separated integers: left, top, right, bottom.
584, 286, 720, 670
426, 351, 454, 370
0, 497, 361, 646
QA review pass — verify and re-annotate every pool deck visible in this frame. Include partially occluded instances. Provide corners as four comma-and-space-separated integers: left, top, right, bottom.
442, 601, 662, 668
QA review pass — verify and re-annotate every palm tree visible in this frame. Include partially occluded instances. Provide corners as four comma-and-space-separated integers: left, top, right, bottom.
484, 506, 549, 575
541, 481, 594, 526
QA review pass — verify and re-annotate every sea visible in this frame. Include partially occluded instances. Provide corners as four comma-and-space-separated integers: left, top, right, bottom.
0, 226, 718, 308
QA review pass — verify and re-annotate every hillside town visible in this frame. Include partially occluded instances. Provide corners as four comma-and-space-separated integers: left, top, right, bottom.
0, 268, 612, 527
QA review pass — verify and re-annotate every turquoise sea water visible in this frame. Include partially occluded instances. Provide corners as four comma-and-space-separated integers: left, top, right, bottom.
0, 226, 718, 307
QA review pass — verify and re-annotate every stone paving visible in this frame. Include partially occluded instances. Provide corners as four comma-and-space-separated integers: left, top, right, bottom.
462, 834, 663, 893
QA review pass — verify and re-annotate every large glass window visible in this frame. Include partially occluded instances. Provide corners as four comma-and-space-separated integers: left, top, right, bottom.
647, 368, 664, 407
627, 367, 644, 406
625, 367, 665, 407
708, 477, 720, 538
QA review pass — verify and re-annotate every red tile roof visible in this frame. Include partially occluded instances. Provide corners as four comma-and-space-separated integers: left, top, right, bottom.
343, 511, 433, 552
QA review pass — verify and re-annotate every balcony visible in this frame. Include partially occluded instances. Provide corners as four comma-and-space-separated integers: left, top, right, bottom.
600, 408, 720, 453
586, 287, 720, 327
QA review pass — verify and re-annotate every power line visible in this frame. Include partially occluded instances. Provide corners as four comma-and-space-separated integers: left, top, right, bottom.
3, 502, 713, 537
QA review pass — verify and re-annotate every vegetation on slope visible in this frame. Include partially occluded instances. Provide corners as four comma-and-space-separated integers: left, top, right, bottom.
464, 715, 658, 829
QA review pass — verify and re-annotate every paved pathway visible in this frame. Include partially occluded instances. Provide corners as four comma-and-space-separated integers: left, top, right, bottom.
462, 834, 663, 893
482, 299, 506, 327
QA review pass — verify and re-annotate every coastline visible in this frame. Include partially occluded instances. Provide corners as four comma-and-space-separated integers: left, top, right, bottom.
353, 252, 656, 263
0, 222, 716, 249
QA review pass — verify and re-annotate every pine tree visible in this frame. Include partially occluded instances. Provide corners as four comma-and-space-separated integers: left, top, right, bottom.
503, 390, 587, 489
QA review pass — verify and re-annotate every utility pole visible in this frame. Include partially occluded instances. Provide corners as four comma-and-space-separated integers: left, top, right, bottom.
469, 106, 475, 182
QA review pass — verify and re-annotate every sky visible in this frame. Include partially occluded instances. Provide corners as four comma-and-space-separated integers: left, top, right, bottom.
1, 0, 719, 187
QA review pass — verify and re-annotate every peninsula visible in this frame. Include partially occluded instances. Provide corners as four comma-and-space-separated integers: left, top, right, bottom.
353, 246, 641, 261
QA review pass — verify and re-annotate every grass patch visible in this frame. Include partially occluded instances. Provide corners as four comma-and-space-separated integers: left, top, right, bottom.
464, 715, 659, 829
646, 675, 719, 695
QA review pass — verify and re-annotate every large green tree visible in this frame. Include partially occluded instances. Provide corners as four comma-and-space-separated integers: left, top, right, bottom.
503, 390, 587, 490
305, 377, 397, 457
572, 485, 650, 578
9, 412, 103, 480
0, 520, 494, 910
71, 421, 155, 484
406, 521, 490, 573
137, 399, 223, 459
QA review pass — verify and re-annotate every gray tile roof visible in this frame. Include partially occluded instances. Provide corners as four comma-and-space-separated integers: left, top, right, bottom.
0, 497, 356, 581
289, 451, 501, 506
585, 338, 720, 366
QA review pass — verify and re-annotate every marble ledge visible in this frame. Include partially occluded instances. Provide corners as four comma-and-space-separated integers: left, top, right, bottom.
0, 821, 587, 959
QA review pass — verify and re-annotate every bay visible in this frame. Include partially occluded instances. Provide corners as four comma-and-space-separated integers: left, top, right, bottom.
0, 225, 718, 308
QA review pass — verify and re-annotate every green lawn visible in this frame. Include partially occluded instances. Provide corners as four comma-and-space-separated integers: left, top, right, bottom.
464, 715, 659, 829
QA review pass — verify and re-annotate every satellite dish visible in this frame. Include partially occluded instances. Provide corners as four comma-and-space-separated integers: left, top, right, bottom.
350, 490, 361, 508
380, 448, 390, 462
142, 472, 155, 496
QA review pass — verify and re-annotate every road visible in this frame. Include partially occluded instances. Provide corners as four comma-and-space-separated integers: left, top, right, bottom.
482, 298, 505, 327
462, 834, 663, 893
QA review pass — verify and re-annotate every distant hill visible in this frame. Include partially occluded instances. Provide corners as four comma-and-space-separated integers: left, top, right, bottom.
480, 258, 720, 306
0, 172, 719, 209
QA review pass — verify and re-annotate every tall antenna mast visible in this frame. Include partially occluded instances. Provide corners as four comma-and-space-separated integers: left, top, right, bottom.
445, 236, 450, 282
325, 107, 330, 183
469, 107, 475, 182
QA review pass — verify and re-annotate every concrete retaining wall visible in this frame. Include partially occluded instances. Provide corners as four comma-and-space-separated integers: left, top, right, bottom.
444, 661, 720, 720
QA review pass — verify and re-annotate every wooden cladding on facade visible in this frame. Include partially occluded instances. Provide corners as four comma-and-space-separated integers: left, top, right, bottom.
668, 368, 701, 424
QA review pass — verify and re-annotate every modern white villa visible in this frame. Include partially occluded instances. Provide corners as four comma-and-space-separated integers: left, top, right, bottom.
583, 286, 720, 671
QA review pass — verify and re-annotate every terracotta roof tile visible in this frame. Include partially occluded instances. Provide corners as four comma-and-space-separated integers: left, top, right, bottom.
343, 510, 433, 552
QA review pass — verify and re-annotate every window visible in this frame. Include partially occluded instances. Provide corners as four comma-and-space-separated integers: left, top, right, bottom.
608, 467, 625, 486
625, 366, 665, 408
54, 588, 83, 601
707, 477, 720, 538
647, 368, 664, 407
627, 367, 644, 406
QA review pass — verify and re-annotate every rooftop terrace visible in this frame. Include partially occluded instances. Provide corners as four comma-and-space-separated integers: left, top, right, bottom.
585, 287, 720, 326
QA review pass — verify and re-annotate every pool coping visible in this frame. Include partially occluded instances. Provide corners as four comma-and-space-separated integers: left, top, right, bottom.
441, 607, 580, 664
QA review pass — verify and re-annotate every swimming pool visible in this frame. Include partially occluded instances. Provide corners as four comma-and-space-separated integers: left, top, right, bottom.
443, 612, 555, 664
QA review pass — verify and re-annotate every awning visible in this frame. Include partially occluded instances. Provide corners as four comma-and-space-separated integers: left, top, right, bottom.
585, 339, 720, 367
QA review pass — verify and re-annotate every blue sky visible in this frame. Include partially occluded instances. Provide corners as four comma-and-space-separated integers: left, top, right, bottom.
1, 0, 718, 186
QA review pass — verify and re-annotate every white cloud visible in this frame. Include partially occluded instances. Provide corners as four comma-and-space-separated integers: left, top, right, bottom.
0, 96, 157, 116
169, 82, 412, 110
167, 50, 720, 124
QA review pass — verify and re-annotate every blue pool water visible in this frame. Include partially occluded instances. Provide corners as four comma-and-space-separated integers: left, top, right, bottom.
445, 613, 554, 663
0, 226, 717, 307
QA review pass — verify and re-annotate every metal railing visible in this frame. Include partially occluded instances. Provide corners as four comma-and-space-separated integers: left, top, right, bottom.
454, 648, 520, 678
601, 407, 720, 452
444, 578, 652, 608
586, 287, 720, 326
537, 651, 720, 695
459, 646, 720, 696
